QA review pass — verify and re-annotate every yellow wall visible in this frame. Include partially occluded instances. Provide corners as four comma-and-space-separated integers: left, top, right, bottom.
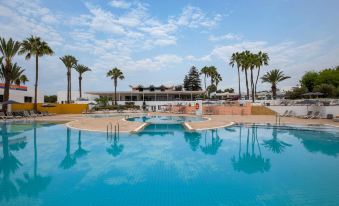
11, 103, 88, 114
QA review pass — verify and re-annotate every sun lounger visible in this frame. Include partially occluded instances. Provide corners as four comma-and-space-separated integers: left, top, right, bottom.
280, 110, 288, 117
298, 111, 313, 119
285, 110, 294, 117
0, 112, 9, 120
7, 112, 22, 119
310, 111, 321, 119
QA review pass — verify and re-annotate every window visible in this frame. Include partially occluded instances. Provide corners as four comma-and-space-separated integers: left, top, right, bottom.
24, 96, 32, 103
0, 95, 3, 102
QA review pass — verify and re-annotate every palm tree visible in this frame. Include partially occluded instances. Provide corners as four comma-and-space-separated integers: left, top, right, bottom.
249, 52, 258, 102
107, 67, 124, 105
0, 38, 21, 112
59, 55, 77, 103
240, 51, 251, 100
18, 75, 29, 85
229, 52, 242, 99
0, 63, 27, 86
74, 64, 91, 99
212, 72, 222, 90
254, 51, 269, 97
200, 66, 210, 90
261, 69, 290, 99
19, 36, 54, 111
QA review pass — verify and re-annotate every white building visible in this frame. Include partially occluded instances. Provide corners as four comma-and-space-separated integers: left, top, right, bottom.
57, 85, 206, 110
0, 83, 43, 104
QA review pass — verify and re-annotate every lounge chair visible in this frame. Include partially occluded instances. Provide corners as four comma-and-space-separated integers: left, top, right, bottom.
7, 112, 22, 119
280, 110, 288, 117
285, 110, 294, 117
31, 110, 43, 117
299, 111, 313, 119
0, 112, 9, 120
310, 111, 321, 119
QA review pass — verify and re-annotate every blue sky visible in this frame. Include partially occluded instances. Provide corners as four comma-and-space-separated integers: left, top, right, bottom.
1, 0, 339, 95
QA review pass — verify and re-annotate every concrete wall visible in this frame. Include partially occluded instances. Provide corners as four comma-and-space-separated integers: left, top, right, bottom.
268, 105, 339, 118
171, 103, 252, 115
57, 91, 98, 103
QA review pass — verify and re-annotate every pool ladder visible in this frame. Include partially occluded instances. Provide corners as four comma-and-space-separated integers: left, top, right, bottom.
107, 122, 120, 139
275, 114, 281, 125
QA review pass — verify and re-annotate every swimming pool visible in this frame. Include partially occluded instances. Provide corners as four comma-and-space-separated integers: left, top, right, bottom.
1, 121, 339, 205
127, 115, 206, 124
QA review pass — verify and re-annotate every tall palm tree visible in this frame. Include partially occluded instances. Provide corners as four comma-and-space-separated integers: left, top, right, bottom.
229, 52, 242, 99
249, 52, 259, 102
200, 66, 210, 90
74, 64, 91, 99
107, 67, 124, 105
240, 51, 251, 100
212, 72, 222, 90
261, 69, 290, 99
19, 36, 54, 111
0, 38, 21, 112
254, 51, 269, 97
59, 55, 77, 103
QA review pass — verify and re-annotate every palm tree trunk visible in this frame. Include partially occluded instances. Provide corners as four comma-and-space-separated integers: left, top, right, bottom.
272, 84, 277, 100
69, 70, 72, 103
114, 79, 117, 105
244, 69, 249, 100
34, 55, 38, 112
67, 71, 70, 103
79, 76, 82, 98
237, 66, 241, 99
3, 67, 11, 112
204, 74, 206, 90
250, 68, 255, 102
254, 67, 261, 98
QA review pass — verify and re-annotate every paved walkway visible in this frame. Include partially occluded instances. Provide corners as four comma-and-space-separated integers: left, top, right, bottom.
4, 113, 338, 132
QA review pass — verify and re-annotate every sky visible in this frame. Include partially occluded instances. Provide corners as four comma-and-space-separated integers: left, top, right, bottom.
1, 0, 339, 95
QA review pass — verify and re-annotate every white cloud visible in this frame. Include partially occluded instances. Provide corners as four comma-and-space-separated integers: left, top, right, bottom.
176, 5, 222, 28
109, 0, 132, 9
208, 33, 242, 42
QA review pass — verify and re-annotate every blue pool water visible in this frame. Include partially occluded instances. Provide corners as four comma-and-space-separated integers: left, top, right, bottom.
1, 121, 339, 205
127, 115, 206, 124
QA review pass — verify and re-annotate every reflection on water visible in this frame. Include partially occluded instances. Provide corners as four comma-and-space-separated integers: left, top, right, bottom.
106, 132, 124, 157
0, 122, 339, 205
59, 128, 76, 169
288, 129, 339, 157
231, 126, 271, 174
262, 128, 292, 154
200, 129, 223, 155
74, 131, 89, 159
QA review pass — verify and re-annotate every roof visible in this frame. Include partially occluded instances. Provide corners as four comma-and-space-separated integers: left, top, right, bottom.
86, 90, 205, 95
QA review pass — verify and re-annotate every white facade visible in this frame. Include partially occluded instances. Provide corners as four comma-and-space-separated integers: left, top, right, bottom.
57, 91, 98, 103
0, 85, 43, 104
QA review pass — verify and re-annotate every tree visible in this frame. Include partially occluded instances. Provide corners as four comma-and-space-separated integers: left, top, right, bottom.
300, 71, 319, 92
95, 96, 109, 107
0, 63, 28, 86
229, 52, 242, 99
183, 66, 202, 91
200, 66, 210, 90
59, 55, 77, 103
261, 69, 290, 99
225, 88, 235, 93
19, 36, 54, 111
0, 38, 21, 112
313, 84, 336, 98
74, 64, 91, 99
44, 95, 57, 103
285, 87, 308, 99
254, 51, 269, 97
240, 51, 251, 100
107, 67, 124, 105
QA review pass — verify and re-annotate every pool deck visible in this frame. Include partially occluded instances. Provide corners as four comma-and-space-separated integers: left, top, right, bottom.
3, 113, 339, 132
